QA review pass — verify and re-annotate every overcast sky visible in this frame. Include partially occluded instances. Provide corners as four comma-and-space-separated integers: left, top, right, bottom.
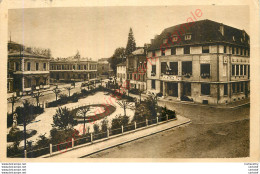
8, 6, 249, 60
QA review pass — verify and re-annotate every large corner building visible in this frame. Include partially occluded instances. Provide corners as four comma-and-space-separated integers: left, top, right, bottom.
146, 19, 250, 104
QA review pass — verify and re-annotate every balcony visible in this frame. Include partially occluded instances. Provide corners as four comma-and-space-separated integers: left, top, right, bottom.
151, 71, 156, 76
200, 73, 210, 79
160, 74, 182, 81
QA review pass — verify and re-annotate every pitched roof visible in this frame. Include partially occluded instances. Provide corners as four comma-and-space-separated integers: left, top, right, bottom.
132, 48, 145, 55
148, 19, 250, 51
8, 51, 48, 59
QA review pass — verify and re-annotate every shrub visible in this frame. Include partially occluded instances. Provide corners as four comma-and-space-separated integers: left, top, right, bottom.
53, 107, 76, 129
129, 88, 139, 95
156, 92, 163, 97
111, 115, 129, 135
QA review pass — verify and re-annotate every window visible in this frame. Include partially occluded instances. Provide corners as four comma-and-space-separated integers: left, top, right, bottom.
36, 63, 39, 70
161, 62, 167, 75
62, 65, 64, 70
182, 61, 192, 75
244, 65, 247, 75
224, 46, 226, 53
236, 82, 240, 93
185, 34, 192, 40
78, 65, 80, 70
232, 83, 236, 93
151, 80, 156, 89
152, 51, 156, 57
201, 83, 210, 95
51, 65, 54, 70
224, 84, 228, 96
184, 46, 190, 54
15, 62, 20, 71
200, 64, 210, 77
171, 48, 176, 55
169, 62, 178, 75
151, 65, 156, 76
232, 47, 234, 54
232, 65, 235, 76
27, 62, 31, 71
43, 63, 46, 70
236, 65, 239, 76
78, 74, 81, 79
240, 48, 243, 55
202, 46, 209, 53
241, 82, 244, 93
240, 65, 243, 76
84, 65, 87, 70
172, 36, 178, 42
161, 48, 165, 56
73, 65, 75, 70
220, 25, 224, 36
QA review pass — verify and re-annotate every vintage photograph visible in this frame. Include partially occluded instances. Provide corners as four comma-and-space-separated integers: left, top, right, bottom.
6, 6, 251, 159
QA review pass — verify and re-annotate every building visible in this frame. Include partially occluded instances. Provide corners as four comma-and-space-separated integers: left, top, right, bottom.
116, 62, 127, 85
126, 47, 147, 91
49, 57, 98, 83
146, 19, 250, 104
97, 58, 113, 79
8, 41, 50, 95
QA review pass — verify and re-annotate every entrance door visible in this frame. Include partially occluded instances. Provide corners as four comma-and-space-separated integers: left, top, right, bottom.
183, 83, 191, 96
167, 83, 178, 97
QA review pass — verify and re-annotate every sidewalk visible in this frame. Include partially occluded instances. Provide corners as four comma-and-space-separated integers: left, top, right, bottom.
46, 115, 191, 158
127, 91, 249, 109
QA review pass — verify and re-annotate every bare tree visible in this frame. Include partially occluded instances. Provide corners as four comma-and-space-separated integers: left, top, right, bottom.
117, 100, 134, 117
77, 106, 90, 135
52, 87, 61, 101
65, 86, 73, 97
32, 90, 44, 107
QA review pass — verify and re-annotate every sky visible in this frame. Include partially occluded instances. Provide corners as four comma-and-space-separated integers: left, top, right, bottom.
8, 6, 249, 60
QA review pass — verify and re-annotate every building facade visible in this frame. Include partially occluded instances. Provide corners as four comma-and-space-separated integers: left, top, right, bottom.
49, 57, 98, 83
8, 41, 50, 94
116, 62, 127, 84
97, 58, 113, 79
126, 47, 147, 91
146, 19, 250, 104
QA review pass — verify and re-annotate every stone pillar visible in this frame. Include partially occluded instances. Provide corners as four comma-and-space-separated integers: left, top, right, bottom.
146, 119, 148, 126
121, 125, 124, 133
24, 150, 27, 158
50, 144, 52, 156
22, 76, 25, 92
72, 138, 74, 148
107, 129, 109, 138
134, 122, 137, 129
177, 82, 183, 100
90, 133, 93, 142
156, 116, 159, 123
163, 82, 167, 96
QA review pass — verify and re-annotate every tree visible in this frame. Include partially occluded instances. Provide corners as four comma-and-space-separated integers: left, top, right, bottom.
32, 90, 43, 107
117, 100, 134, 118
52, 87, 61, 101
53, 107, 75, 129
22, 99, 32, 153
109, 47, 126, 73
65, 86, 73, 97
77, 106, 90, 135
125, 28, 136, 56
138, 89, 145, 103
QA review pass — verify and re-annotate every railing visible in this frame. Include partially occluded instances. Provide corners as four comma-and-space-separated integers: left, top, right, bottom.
7, 114, 176, 158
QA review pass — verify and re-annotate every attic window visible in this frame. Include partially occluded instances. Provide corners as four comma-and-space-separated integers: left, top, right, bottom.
172, 36, 178, 42
163, 38, 168, 44
220, 25, 224, 36
185, 34, 192, 40
233, 36, 236, 41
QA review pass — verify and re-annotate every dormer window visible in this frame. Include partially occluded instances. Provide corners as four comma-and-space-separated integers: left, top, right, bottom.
172, 36, 178, 42
220, 25, 224, 36
233, 36, 236, 41
185, 34, 192, 40
163, 38, 168, 44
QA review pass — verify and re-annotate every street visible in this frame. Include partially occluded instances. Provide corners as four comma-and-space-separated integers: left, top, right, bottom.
86, 104, 249, 158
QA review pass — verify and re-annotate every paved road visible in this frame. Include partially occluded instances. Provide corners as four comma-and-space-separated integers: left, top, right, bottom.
86, 104, 249, 158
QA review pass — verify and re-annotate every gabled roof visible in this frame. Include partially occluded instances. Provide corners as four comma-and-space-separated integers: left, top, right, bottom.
132, 48, 145, 55
148, 19, 250, 51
